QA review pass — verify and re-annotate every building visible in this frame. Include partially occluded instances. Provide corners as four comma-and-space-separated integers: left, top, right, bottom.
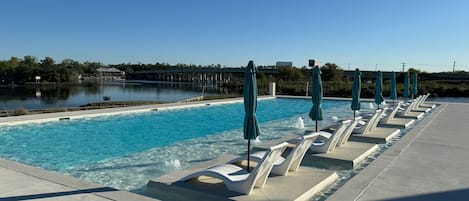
96, 67, 125, 80
276, 61, 293, 67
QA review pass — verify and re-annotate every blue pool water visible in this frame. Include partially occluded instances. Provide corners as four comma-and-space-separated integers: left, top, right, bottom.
0, 98, 373, 191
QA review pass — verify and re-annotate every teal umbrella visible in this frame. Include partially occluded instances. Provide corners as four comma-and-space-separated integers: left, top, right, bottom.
390, 71, 397, 106
309, 66, 323, 132
404, 72, 410, 102
243, 60, 259, 172
351, 68, 361, 119
412, 72, 418, 98
374, 71, 384, 109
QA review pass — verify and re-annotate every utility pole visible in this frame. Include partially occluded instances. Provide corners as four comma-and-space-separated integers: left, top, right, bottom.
402, 62, 406, 72
453, 61, 456, 72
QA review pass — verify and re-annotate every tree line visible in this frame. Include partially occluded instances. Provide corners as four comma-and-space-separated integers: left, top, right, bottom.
0, 56, 101, 84
1, 56, 469, 97
0, 56, 230, 84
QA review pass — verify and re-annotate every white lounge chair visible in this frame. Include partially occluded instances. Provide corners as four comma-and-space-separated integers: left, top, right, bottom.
401, 95, 420, 107
411, 95, 431, 113
417, 93, 436, 109
336, 117, 361, 146
354, 109, 385, 134
179, 142, 288, 195
351, 107, 402, 143
235, 133, 319, 176
379, 102, 415, 128
381, 103, 402, 123
309, 120, 351, 153
397, 98, 425, 119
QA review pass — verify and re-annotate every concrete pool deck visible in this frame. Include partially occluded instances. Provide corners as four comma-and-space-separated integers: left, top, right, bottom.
328, 102, 469, 201
0, 158, 158, 201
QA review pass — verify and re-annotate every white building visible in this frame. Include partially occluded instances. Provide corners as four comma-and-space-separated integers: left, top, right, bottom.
276, 61, 293, 67
96, 67, 125, 80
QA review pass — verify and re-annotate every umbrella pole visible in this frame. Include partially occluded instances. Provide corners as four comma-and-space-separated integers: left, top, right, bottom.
247, 139, 251, 173
315, 120, 318, 132
353, 110, 356, 119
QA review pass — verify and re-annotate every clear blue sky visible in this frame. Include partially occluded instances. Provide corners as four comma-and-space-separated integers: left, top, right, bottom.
1, 0, 468, 72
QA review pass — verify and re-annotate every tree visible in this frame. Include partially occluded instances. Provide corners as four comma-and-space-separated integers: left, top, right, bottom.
83, 61, 102, 75
22, 56, 37, 67
320, 63, 343, 81
408, 68, 422, 74
40, 57, 55, 68
278, 66, 304, 81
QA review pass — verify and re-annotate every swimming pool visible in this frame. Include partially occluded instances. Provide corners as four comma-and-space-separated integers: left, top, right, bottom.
0, 98, 373, 192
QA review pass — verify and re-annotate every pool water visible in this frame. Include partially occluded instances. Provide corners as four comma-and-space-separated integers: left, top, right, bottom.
0, 98, 373, 191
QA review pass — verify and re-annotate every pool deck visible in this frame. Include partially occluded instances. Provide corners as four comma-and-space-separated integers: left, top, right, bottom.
302, 141, 379, 169
328, 102, 469, 201
0, 158, 158, 201
349, 127, 401, 144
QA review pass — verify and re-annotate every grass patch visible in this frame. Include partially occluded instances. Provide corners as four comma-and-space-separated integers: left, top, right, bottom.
202, 95, 241, 100
0, 101, 166, 117
79, 101, 165, 108
10, 108, 29, 116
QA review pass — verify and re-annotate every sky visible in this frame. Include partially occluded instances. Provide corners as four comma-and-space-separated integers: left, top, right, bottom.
1, 0, 469, 72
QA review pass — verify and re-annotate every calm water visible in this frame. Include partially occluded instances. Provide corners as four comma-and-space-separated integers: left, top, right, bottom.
0, 98, 374, 192
0, 82, 221, 110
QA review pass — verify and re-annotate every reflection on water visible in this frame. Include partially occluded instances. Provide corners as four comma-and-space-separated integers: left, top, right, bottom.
0, 82, 227, 109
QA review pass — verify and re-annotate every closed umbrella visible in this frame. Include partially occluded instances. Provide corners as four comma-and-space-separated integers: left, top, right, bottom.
309, 66, 323, 132
243, 60, 259, 172
412, 72, 418, 98
351, 68, 361, 119
389, 71, 397, 106
404, 72, 410, 102
375, 71, 384, 109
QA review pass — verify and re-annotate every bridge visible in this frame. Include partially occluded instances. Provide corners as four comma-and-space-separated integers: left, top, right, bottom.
126, 67, 279, 84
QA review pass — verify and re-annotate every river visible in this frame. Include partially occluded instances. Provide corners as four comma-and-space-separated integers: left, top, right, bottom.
0, 82, 229, 110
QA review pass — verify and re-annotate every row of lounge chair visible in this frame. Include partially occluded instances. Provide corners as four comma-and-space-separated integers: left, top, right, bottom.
160, 93, 437, 197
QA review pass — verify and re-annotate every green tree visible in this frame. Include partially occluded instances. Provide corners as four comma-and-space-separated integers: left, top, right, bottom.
83, 62, 102, 75
22, 56, 37, 67
40, 57, 55, 68
320, 63, 343, 81
278, 66, 304, 81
